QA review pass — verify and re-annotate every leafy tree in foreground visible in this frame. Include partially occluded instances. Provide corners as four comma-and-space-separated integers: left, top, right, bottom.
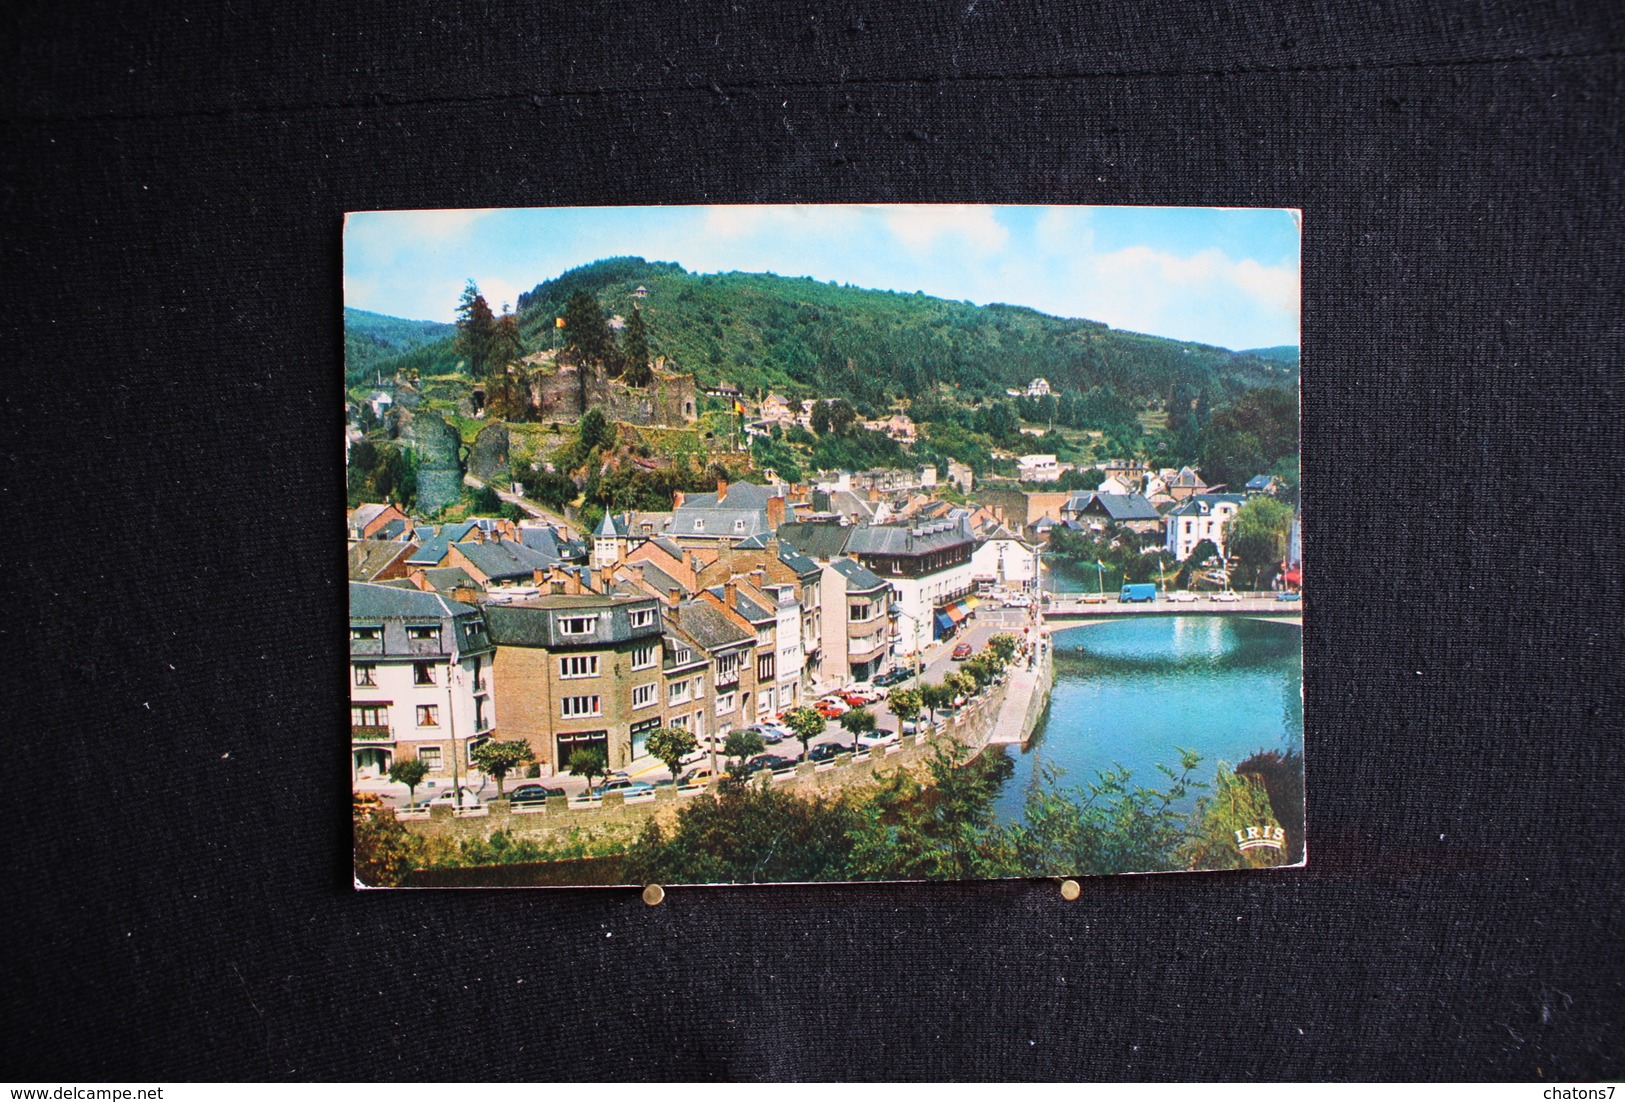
646, 726, 698, 788
918, 682, 955, 727
1225, 495, 1295, 589
887, 688, 922, 734
1181, 763, 1289, 871
567, 746, 609, 795
782, 705, 826, 763
846, 741, 1017, 881
986, 633, 1019, 664
470, 739, 533, 798
354, 805, 424, 887
387, 757, 431, 808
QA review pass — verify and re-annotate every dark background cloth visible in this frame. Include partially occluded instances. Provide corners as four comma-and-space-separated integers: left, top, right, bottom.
2, 0, 1620, 1082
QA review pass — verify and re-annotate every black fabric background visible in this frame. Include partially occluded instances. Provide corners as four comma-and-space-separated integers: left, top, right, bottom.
3, 0, 1621, 1082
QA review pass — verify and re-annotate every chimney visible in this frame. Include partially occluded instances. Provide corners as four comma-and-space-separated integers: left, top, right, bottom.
673, 490, 686, 509
716, 477, 728, 503
452, 585, 482, 605
533, 569, 545, 586
766, 495, 786, 530
410, 569, 432, 593
667, 587, 683, 608
472, 526, 486, 543
724, 577, 738, 610
749, 568, 765, 591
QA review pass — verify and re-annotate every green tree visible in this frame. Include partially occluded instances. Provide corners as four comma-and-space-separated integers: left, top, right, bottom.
469, 485, 504, 515
887, 688, 922, 733
1225, 496, 1295, 589
387, 756, 431, 808
578, 408, 612, 452
782, 705, 826, 763
846, 740, 1017, 881
621, 304, 652, 386
353, 804, 424, 887
1181, 763, 1290, 871
945, 670, 977, 705
722, 728, 766, 773
470, 739, 533, 798
455, 280, 498, 378
646, 726, 698, 788
836, 706, 877, 753
918, 682, 955, 728
567, 745, 609, 795
987, 633, 1019, 663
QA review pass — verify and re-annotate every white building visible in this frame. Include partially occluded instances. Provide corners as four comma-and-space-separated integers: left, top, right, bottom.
349, 582, 495, 784
1016, 454, 1061, 482
1165, 494, 1249, 560
971, 530, 1041, 588
843, 517, 978, 656
1026, 377, 1052, 397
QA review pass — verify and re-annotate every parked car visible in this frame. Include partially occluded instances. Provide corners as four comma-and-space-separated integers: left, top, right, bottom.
1167, 590, 1199, 603
598, 778, 656, 798
952, 642, 974, 660
856, 729, 900, 749
745, 723, 789, 745
1212, 590, 1242, 603
1004, 593, 1033, 608
815, 697, 851, 718
1081, 592, 1110, 604
424, 787, 482, 809
1276, 590, 1302, 602
745, 754, 798, 775
840, 688, 882, 706
873, 667, 912, 688
679, 765, 722, 786
507, 783, 565, 804
808, 742, 848, 763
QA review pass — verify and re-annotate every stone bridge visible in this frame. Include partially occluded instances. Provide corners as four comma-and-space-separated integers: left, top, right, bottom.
1041, 593, 1302, 631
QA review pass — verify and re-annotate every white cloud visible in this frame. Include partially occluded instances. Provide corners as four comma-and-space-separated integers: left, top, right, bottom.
876, 204, 1008, 253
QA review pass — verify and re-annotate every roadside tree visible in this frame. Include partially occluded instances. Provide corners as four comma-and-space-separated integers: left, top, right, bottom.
782, 706, 826, 763
837, 707, 877, 753
646, 726, 698, 789
387, 757, 431, 808
567, 746, 609, 795
722, 729, 767, 773
470, 739, 533, 798
987, 633, 1019, 663
887, 688, 923, 734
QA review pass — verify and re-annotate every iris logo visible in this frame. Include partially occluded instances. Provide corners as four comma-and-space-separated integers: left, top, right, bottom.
1234, 825, 1286, 852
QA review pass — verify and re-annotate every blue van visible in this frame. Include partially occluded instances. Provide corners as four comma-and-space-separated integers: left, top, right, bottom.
1119, 583, 1157, 603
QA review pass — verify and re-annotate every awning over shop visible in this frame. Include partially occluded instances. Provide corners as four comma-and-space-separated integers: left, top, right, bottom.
934, 611, 955, 634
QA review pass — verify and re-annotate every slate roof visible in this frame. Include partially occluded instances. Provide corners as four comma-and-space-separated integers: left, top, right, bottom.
777, 546, 820, 580
632, 561, 686, 597
844, 516, 973, 557
348, 503, 392, 533
831, 557, 890, 593
1245, 475, 1275, 490
349, 581, 477, 620
669, 482, 781, 540
705, 584, 773, 624
776, 521, 853, 561
670, 599, 753, 651
594, 512, 630, 538
519, 526, 566, 558
733, 532, 770, 550
406, 520, 479, 565
1165, 493, 1249, 517
416, 566, 476, 593
1170, 466, 1207, 488
348, 539, 416, 582
1077, 493, 1162, 522
454, 539, 562, 582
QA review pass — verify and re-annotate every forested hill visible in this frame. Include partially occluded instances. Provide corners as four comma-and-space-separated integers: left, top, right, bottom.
344, 308, 455, 382
363, 257, 1297, 411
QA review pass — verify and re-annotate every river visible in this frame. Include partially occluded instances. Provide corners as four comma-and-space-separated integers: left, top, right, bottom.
993, 615, 1303, 823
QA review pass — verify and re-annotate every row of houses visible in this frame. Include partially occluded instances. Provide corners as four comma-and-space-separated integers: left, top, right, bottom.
348, 477, 1041, 787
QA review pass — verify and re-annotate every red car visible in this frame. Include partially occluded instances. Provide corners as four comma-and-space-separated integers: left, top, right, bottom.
951, 642, 974, 660
814, 699, 849, 719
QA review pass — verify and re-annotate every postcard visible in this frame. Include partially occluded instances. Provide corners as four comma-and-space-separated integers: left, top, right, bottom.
345, 204, 1303, 888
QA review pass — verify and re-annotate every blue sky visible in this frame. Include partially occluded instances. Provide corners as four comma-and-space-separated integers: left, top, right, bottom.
344, 205, 1300, 351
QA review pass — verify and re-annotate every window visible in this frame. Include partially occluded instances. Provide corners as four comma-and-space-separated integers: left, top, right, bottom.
558, 615, 599, 636
351, 705, 386, 727
561, 695, 602, 718
668, 680, 690, 705
632, 683, 657, 710
672, 644, 693, 664
757, 653, 775, 682
407, 625, 437, 642
669, 714, 688, 731
353, 663, 377, 687
716, 691, 735, 715
693, 519, 705, 532
417, 746, 442, 771
716, 653, 740, 684
733, 519, 746, 532
631, 642, 658, 670
350, 626, 380, 642
692, 676, 705, 699
416, 705, 439, 727
629, 608, 656, 629
1184, 520, 1193, 534
413, 662, 435, 686
559, 654, 600, 679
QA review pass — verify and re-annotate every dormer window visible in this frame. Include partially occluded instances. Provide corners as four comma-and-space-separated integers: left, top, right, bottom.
558, 615, 598, 636
694, 519, 705, 532
734, 519, 746, 532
